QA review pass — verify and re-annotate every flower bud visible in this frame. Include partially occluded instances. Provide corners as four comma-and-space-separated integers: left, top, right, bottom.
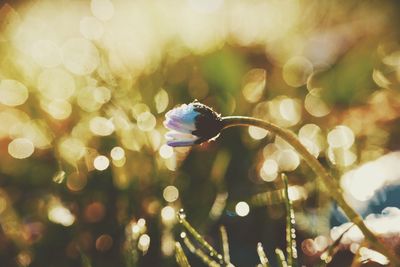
163, 101, 223, 147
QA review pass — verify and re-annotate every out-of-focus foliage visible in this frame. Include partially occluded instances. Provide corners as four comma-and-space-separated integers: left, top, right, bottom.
1, 0, 400, 266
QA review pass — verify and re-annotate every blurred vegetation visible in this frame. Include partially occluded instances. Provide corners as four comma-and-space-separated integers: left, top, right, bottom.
1, 0, 400, 266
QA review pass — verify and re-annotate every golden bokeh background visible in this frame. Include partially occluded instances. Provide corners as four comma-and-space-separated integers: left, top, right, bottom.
1, 0, 400, 266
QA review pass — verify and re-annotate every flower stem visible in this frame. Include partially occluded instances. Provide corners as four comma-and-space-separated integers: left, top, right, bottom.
221, 116, 400, 265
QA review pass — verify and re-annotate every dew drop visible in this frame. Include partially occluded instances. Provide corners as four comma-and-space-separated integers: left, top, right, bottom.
180, 232, 186, 239
53, 170, 66, 184
177, 209, 186, 221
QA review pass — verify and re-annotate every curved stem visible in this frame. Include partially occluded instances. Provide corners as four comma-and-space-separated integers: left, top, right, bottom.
221, 116, 400, 265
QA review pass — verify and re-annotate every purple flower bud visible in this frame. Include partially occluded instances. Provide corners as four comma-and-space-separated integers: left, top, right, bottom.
163, 101, 223, 147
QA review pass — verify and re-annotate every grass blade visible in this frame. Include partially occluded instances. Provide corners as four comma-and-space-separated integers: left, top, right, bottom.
219, 226, 231, 265
283, 174, 298, 267
177, 210, 224, 265
275, 248, 288, 267
257, 242, 271, 267
320, 223, 354, 264
175, 241, 191, 267
182, 233, 221, 267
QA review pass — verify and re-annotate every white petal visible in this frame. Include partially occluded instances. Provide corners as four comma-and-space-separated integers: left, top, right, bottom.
165, 131, 198, 142
163, 118, 196, 133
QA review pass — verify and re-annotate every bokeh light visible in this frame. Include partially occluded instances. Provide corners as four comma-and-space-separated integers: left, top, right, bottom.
161, 206, 176, 224
37, 68, 75, 100
159, 144, 174, 159
58, 137, 86, 165
327, 125, 355, 149
8, 138, 34, 159
162, 186, 179, 203
43, 99, 72, 120
1, 0, 400, 266
31, 40, 61, 68
93, 155, 110, 171
304, 88, 331, 117
248, 126, 268, 140
282, 56, 313, 87
66, 172, 87, 192
90, 116, 115, 136
138, 234, 151, 253
235, 201, 250, 217
80, 16, 104, 40
61, 38, 100, 75
341, 152, 400, 204
95, 234, 113, 252
91, 0, 115, 21
260, 159, 278, 182
0, 79, 29, 107
277, 149, 300, 171
137, 112, 156, 132
110, 146, 125, 160
48, 204, 75, 227
242, 68, 266, 103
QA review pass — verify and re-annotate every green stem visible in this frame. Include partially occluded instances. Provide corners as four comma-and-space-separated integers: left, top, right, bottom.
275, 248, 288, 267
182, 235, 220, 267
221, 116, 400, 266
177, 210, 225, 265
219, 226, 231, 265
257, 242, 271, 267
283, 174, 298, 267
175, 242, 191, 267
